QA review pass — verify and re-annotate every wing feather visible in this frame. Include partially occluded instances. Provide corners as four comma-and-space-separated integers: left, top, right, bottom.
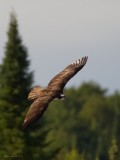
22, 97, 49, 129
47, 56, 88, 90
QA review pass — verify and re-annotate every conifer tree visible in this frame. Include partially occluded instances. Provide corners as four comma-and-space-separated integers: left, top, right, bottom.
0, 12, 33, 157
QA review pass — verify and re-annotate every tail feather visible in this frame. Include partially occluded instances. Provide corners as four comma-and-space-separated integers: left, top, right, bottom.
28, 86, 43, 101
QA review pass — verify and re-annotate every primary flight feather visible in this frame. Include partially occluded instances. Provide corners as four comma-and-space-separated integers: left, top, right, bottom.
22, 56, 88, 129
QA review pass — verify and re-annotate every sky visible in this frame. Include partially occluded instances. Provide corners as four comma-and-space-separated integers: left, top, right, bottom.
0, 0, 120, 94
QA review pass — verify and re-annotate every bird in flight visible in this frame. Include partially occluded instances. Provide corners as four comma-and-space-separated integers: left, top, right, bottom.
22, 56, 88, 129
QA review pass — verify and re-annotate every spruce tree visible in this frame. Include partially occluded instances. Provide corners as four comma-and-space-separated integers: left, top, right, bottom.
0, 12, 58, 160
0, 12, 33, 157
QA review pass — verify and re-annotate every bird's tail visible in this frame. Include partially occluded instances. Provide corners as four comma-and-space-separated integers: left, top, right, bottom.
28, 86, 43, 101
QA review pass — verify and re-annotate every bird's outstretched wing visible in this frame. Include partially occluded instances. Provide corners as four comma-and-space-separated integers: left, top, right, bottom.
22, 97, 49, 129
47, 56, 88, 90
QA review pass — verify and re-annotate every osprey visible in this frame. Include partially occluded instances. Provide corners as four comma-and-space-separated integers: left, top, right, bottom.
22, 56, 88, 129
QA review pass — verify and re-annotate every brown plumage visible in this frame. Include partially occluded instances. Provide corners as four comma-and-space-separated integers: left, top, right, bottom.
22, 56, 88, 129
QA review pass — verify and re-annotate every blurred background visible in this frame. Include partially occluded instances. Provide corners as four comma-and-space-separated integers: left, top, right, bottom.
0, 0, 120, 160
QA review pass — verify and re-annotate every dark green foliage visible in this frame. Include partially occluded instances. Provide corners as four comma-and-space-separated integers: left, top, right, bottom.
0, 12, 33, 157
22, 120, 60, 160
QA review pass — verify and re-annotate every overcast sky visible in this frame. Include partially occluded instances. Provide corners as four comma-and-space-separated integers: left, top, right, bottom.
0, 0, 120, 94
